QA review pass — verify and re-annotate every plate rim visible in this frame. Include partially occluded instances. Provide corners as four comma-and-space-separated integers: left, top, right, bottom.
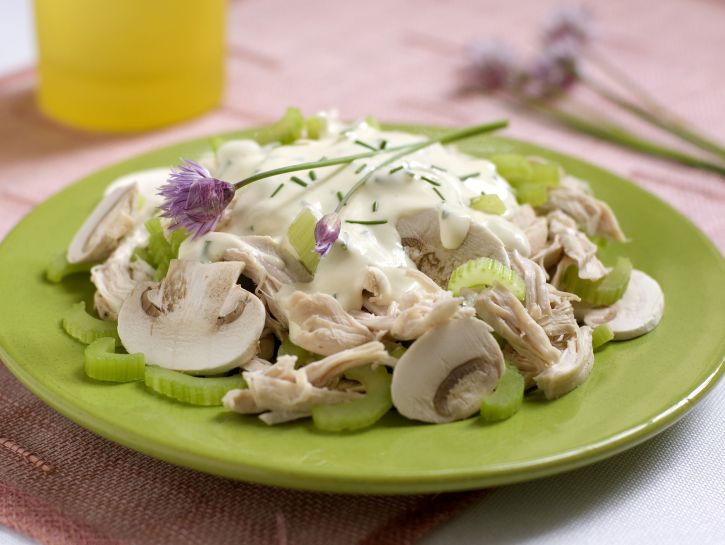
1, 126, 723, 494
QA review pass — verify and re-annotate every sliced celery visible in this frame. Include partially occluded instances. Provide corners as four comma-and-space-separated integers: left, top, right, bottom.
530, 162, 560, 187
561, 257, 632, 306
278, 337, 317, 367
311, 365, 392, 432
480, 364, 525, 422
448, 257, 526, 301
62, 302, 120, 345
470, 194, 506, 215
46, 253, 93, 283
142, 218, 188, 280
305, 116, 327, 139
131, 246, 153, 266
364, 115, 381, 129
489, 154, 533, 187
145, 366, 246, 406
516, 183, 549, 206
84, 337, 145, 382
254, 107, 305, 145
287, 208, 320, 273
592, 324, 614, 351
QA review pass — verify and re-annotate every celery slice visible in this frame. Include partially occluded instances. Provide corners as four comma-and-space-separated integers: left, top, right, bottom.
84, 337, 145, 382
489, 154, 533, 187
278, 337, 317, 367
142, 218, 188, 280
592, 324, 614, 351
561, 257, 632, 306
305, 116, 327, 139
287, 208, 320, 273
470, 194, 506, 215
530, 162, 560, 187
46, 253, 93, 283
311, 365, 392, 432
364, 115, 381, 129
62, 302, 120, 345
480, 364, 525, 422
254, 107, 305, 145
145, 366, 246, 406
516, 183, 549, 206
448, 257, 526, 300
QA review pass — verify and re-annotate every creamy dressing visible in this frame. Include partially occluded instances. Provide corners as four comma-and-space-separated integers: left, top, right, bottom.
105, 120, 530, 311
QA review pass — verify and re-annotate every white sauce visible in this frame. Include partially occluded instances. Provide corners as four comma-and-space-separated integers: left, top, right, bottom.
105, 119, 530, 311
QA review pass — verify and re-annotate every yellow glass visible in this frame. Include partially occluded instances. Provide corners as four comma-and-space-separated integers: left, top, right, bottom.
34, 0, 226, 132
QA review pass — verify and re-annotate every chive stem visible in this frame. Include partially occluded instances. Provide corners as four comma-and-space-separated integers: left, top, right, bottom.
389, 165, 404, 174
290, 176, 308, 187
336, 191, 344, 202
432, 187, 446, 201
345, 219, 388, 225
380, 139, 388, 150
420, 175, 441, 187
308, 170, 317, 181
372, 200, 379, 212
459, 172, 480, 181
354, 140, 378, 151
354, 163, 367, 174
270, 183, 284, 198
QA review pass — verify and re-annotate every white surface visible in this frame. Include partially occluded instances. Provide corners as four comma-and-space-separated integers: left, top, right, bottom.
0, 4, 723, 545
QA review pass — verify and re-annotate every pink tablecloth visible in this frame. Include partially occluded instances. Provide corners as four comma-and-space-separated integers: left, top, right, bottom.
0, 1, 723, 544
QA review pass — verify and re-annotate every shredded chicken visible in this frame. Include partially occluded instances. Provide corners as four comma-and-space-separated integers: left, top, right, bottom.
547, 211, 610, 280
542, 177, 626, 242
474, 287, 560, 379
534, 325, 594, 399
285, 291, 375, 355
223, 342, 388, 424
391, 290, 474, 340
223, 236, 312, 326
362, 266, 394, 314
510, 204, 549, 255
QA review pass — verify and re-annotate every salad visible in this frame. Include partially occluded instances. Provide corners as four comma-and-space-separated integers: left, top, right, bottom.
50, 109, 665, 430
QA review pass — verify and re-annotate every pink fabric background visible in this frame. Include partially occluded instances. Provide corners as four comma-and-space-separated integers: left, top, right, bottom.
0, 0, 723, 544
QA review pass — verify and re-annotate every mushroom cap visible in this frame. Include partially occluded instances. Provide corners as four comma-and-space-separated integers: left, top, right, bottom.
396, 208, 509, 288
117, 259, 265, 374
67, 184, 137, 264
391, 317, 505, 423
592, 269, 664, 340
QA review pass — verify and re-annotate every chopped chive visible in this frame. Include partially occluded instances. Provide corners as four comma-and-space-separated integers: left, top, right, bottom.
354, 163, 367, 174
270, 183, 284, 198
459, 172, 480, 181
354, 140, 377, 151
291, 176, 308, 187
389, 165, 404, 174
432, 187, 446, 201
420, 175, 441, 187
345, 219, 388, 225
431, 164, 447, 172
372, 200, 379, 212
336, 191, 344, 202
379, 140, 388, 150
308, 170, 317, 181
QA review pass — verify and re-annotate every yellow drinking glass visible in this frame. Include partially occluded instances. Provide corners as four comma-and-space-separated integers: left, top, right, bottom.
34, 0, 226, 132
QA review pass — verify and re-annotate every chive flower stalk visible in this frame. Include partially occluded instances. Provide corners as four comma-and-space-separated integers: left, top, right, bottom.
159, 119, 508, 242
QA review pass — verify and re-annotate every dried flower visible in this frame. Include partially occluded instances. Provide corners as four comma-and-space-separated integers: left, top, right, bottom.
542, 5, 595, 51
466, 41, 518, 92
158, 160, 235, 238
314, 213, 341, 256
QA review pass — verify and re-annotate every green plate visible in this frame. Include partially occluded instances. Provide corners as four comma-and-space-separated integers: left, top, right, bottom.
0, 125, 723, 494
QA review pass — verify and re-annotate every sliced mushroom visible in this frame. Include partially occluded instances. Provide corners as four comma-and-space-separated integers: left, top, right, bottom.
67, 184, 137, 264
396, 208, 509, 288
391, 317, 504, 423
579, 270, 664, 340
117, 259, 265, 374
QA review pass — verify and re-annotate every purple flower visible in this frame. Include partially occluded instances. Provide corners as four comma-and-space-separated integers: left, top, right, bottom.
158, 160, 235, 238
466, 41, 518, 92
519, 41, 579, 99
542, 5, 595, 51
314, 213, 341, 256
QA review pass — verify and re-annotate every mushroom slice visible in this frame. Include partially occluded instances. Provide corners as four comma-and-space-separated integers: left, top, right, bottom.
581, 270, 664, 340
67, 184, 137, 264
534, 325, 594, 399
118, 260, 265, 374
396, 208, 509, 288
391, 317, 504, 423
